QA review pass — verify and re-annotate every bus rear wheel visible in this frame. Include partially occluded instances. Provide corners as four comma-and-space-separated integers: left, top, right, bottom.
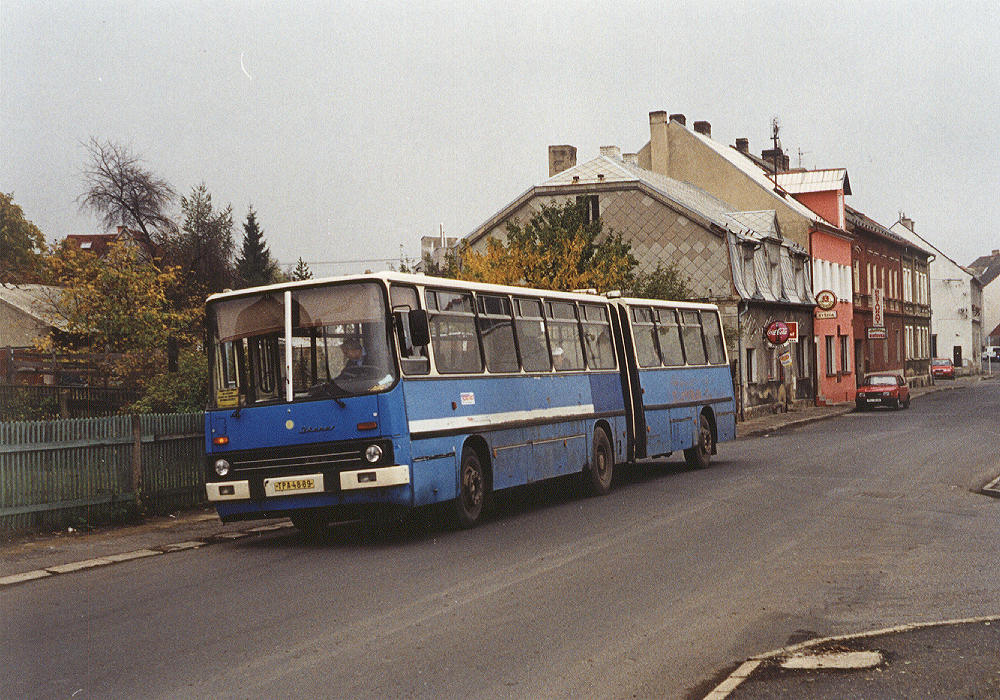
453, 448, 487, 528
584, 428, 614, 496
684, 414, 713, 469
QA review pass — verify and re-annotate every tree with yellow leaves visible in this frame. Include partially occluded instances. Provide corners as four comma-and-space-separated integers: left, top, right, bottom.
458, 199, 637, 293
42, 240, 206, 411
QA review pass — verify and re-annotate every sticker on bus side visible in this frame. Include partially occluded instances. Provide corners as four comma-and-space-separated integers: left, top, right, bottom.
460, 392, 475, 406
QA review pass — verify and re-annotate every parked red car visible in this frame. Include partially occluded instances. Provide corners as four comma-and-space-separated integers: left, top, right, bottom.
855, 373, 910, 411
930, 357, 955, 380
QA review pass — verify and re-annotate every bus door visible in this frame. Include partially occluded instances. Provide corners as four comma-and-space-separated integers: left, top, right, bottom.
611, 302, 644, 460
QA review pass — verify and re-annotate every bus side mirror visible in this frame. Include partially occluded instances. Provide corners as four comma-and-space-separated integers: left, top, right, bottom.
408, 309, 430, 347
394, 308, 430, 352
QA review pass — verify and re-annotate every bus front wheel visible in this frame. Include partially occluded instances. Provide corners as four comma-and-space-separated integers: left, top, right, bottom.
684, 414, 713, 469
584, 428, 614, 496
453, 448, 487, 528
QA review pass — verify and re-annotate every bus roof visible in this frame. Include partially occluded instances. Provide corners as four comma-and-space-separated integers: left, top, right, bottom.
205, 271, 718, 311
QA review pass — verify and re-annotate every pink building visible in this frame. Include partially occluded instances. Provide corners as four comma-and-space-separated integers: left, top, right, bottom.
775, 170, 856, 404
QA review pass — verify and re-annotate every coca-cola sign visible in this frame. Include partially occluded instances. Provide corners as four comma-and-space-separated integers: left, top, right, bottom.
764, 320, 790, 345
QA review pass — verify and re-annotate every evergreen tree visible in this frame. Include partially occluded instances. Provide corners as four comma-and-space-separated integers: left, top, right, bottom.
290, 257, 313, 280
235, 206, 279, 288
161, 183, 235, 305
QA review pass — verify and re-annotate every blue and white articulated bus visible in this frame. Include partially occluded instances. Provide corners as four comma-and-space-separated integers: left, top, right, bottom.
203, 272, 735, 533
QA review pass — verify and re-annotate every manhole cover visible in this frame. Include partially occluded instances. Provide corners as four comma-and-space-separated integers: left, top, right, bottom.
780, 650, 883, 670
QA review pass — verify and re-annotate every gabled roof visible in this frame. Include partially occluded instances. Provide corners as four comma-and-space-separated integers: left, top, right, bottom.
0, 284, 62, 327
969, 252, 1000, 286
686, 129, 836, 226
724, 210, 780, 240
64, 232, 122, 257
466, 154, 799, 250
888, 221, 977, 283
774, 169, 851, 195
846, 206, 932, 257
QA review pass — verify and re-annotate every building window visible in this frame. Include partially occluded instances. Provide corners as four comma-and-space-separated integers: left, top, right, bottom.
826, 335, 836, 376
853, 260, 861, 294
576, 195, 599, 225
840, 334, 849, 373
746, 348, 755, 383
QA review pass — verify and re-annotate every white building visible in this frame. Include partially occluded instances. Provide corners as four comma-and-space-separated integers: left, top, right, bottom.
890, 217, 983, 369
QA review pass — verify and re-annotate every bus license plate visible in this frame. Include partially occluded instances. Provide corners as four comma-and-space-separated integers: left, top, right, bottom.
273, 478, 315, 492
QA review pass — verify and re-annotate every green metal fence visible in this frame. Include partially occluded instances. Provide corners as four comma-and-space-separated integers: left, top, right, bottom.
0, 413, 206, 535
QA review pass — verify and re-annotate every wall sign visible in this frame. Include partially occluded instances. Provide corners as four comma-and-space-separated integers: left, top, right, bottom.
815, 289, 837, 310
764, 320, 790, 345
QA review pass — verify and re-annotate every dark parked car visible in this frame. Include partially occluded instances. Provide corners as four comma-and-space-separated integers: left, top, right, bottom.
855, 373, 910, 411
930, 357, 955, 380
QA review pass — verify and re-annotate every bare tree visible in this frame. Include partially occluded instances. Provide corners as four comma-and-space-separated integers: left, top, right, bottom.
78, 138, 176, 255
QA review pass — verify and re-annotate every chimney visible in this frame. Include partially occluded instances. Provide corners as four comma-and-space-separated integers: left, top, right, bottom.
735, 138, 749, 153
669, 113, 686, 126
548, 145, 577, 177
623, 152, 638, 166
693, 121, 711, 138
993, 249, 999, 257
900, 215, 915, 232
761, 148, 789, 172
599, 145, 622, 160
648, 110, 670, 175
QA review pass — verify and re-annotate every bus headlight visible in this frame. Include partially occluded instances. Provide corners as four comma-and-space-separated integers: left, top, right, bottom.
214, 459, 231, 476
365, 445, 383, 464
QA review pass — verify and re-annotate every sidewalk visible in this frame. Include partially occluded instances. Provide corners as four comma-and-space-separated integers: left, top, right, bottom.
708, 617, 1000, 699
737, 373, 984, 439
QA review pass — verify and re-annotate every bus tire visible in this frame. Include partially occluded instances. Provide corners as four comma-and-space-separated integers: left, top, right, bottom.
684, 413, 713, 469
453, 447, 487, 528
584, 427, 614, 496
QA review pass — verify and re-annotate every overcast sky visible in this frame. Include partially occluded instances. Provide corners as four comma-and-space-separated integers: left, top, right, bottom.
3, 1, 998, 276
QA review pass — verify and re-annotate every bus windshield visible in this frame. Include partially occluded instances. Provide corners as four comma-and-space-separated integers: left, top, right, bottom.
208, 282, 395, 408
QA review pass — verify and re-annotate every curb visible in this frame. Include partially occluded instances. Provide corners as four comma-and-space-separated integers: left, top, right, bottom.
703, 615, 1000, 698
0, 521, 294, 588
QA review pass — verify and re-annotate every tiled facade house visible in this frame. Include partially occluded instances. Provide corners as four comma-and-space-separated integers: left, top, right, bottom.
847, 208, 932, 385
462, 149, 815, 419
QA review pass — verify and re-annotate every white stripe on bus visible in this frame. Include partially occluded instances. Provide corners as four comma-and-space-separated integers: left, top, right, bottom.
408, 404, 597, 435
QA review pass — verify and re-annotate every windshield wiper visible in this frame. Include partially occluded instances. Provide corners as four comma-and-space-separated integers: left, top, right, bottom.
309, 381, 346, 407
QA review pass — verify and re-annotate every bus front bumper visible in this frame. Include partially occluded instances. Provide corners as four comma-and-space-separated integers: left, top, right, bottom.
206, 464, 411, 502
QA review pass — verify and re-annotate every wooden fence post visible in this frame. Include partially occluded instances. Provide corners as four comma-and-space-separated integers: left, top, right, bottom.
131, 414, 143, 506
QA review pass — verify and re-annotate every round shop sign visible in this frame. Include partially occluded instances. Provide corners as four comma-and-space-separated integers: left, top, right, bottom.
764, 320, 790, 345
815, 289, 837, 310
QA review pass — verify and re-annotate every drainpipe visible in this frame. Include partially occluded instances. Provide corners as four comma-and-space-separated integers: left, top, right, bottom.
737, 300, 747, 421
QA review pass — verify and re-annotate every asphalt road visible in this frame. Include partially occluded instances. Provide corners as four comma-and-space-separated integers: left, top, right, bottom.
3, 382, 998, 699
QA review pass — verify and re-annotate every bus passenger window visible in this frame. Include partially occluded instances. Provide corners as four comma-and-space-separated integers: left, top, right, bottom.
581, 304, 615, 369
679, 310, 707, 365
656, 309, 685, 366
428, 290, 483, 374
631, 307, 660, 367
478, 295, 519, 373
546, 301, 584, 371
514, 298, 550, 371
700, 312, 726, 365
